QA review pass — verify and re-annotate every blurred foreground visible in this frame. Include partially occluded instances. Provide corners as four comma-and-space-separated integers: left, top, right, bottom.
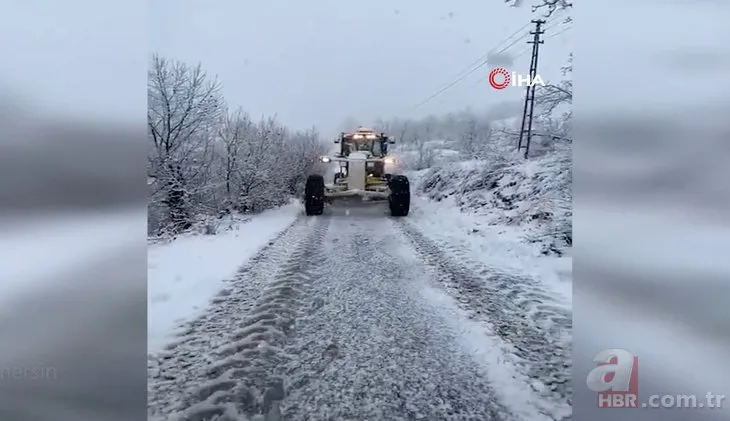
0, 103, 148, 421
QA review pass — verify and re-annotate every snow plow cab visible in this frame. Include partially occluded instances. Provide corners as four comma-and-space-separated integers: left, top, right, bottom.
303, 127, 410, 216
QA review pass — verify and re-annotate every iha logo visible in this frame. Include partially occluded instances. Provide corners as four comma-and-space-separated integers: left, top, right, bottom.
586, 348, 639, 408
488, 67, 545, 90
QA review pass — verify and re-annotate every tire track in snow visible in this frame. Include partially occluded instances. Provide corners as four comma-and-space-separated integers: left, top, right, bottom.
277, 215, 513, 421
393, 219, 572, 407
148, 215, 331, 421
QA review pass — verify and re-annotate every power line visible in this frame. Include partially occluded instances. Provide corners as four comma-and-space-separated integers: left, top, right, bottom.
517, 19, 546, 158
405, 12, 570, 113
512, 24, 571, 60
448, 11, 566, 82
408, 12, 568, 112
440, 22, 531, 82
407, 22, 533, 111
469, 23, 571, 87
409, 32, 530, 110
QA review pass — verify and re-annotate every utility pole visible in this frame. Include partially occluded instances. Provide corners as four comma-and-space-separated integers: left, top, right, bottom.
517, 19, 545, 159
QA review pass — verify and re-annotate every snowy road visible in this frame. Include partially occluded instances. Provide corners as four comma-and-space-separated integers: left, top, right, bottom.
148, 204, 572, 421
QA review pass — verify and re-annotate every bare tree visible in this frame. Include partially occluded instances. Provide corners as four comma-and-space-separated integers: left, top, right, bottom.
422, 115, 438, 141
233, 116, 281, 212
410, 129, 435, 170
535, 53, 572, 116
442, 113, 458, 143
148, 55, 223, 233
460, 116, 479, 159
278, 127, 328, 195
394, 119, 410, 144
504, 0, 572, 18
373, 118, 390, 134
146, 55, 329, 238
529, 52, 573, 153
217, 107, 254, 211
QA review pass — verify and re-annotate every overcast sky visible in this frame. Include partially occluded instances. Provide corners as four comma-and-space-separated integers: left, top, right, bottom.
2, 1, 726, 136
149, 0, 572, 136
0, 1, 571, 135
575, 0, 728, 116
0, 0, 147, 123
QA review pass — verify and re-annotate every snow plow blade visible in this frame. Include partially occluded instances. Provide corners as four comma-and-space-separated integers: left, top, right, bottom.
324, 188, 389, 208
325, 189, 389, 200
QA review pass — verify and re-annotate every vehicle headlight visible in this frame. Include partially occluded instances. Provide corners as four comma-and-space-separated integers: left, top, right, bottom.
320, 156, 331, 163
383, 157, 395, 164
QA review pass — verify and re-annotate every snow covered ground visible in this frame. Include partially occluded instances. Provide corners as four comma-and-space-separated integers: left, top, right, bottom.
408, 194, 571, 305
390, 139, 572, 312
147, 202, 301, 354
148, 206, 572, 421
412, 146, 572, 256
147, 151, 573, 420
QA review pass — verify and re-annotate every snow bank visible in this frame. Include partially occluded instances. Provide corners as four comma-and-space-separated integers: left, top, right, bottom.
419, 286, 571, 421
415, 144, 572, 255
407, 195, 572, 306
147, 201, 301, 354
390, 139, 462, 171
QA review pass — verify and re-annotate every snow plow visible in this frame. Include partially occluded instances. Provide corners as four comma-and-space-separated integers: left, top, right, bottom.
304, 127, 410, 216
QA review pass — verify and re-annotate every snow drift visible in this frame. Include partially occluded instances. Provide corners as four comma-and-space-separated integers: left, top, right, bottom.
415, 143, 572, 255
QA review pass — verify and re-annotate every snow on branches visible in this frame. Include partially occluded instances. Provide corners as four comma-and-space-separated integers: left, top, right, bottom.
504, 0, 573, 18
147, 55, 327, 236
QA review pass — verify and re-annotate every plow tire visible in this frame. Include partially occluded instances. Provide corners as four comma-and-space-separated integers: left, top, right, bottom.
388, 175, 410, 217
305, 174, 325, 215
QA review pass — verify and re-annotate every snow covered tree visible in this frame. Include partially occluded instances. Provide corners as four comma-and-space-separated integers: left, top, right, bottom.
457, 115, 494, 160
373, 118, 390, 135
410, 129, 435, 170
148, 55, 223, 234
216, 107, 254, 211
147, 55, 327, 237
459, 116, 480, 159
392, 118, 411, 145
535, 53, 572, 117
504, 0, 572, 18
529, 52, 572, 154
